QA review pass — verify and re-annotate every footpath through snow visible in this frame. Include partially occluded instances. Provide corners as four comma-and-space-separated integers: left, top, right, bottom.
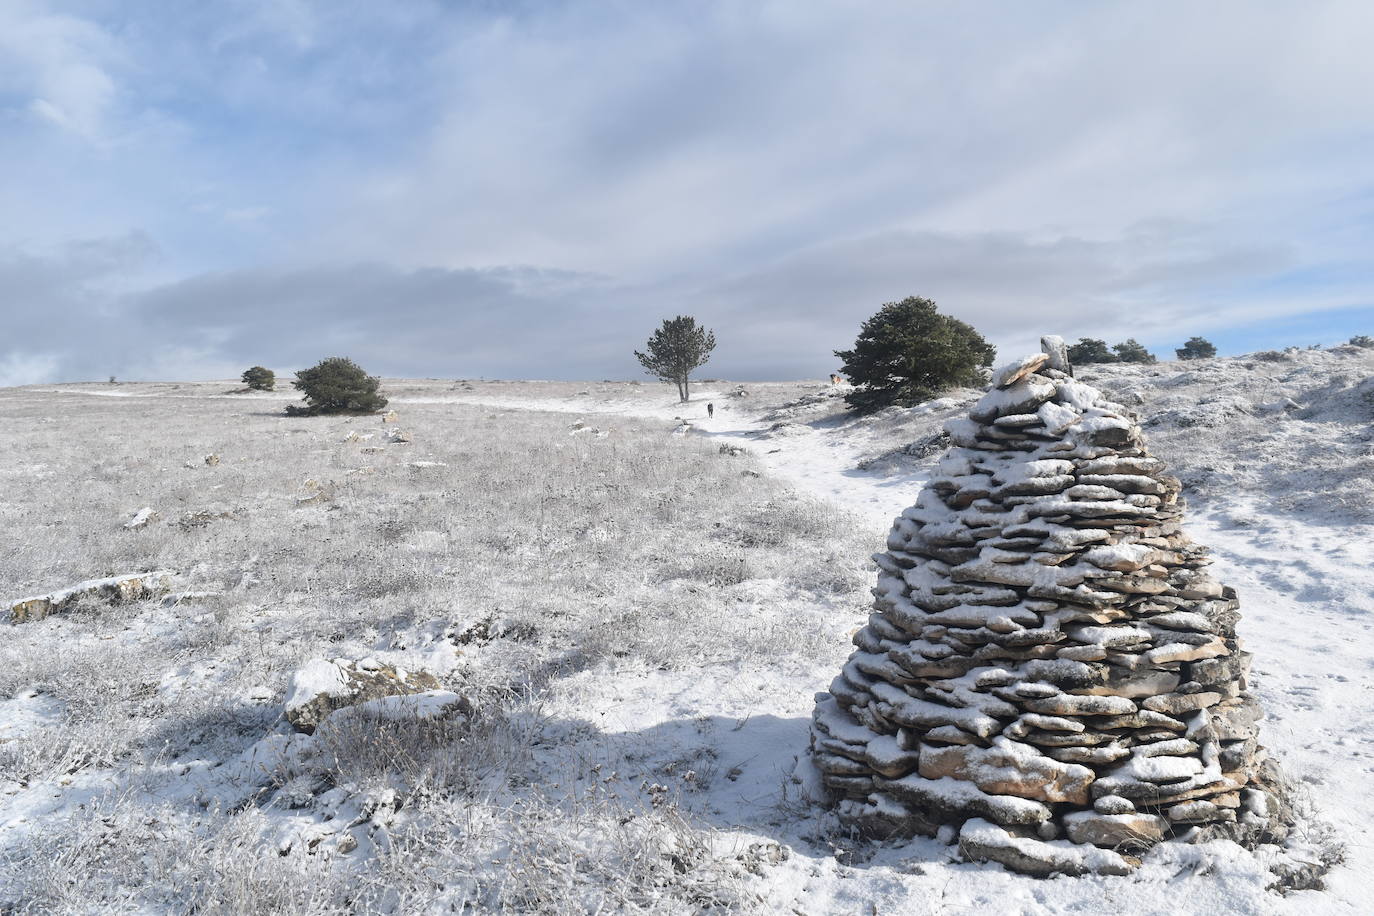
451, 376, 1372, 914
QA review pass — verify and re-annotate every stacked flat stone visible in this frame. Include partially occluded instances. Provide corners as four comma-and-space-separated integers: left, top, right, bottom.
810, 337, 1290, 876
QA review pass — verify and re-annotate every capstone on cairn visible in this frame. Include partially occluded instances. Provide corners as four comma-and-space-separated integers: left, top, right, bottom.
810, 336, 1290, 876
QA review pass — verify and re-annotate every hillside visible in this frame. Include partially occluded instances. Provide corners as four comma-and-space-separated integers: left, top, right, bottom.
1, 350, 1371, 913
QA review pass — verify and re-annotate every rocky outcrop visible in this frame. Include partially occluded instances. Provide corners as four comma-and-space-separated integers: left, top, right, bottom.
810, 336, 1291, 875
283, 657, 455, 733
9, 571, 174, 623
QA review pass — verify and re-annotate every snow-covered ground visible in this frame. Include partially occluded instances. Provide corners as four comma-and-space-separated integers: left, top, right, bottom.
2, 348, 1372, 913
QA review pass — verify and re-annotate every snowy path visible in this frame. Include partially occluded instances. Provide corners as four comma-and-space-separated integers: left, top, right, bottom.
445, 390, 927, 531
450, 389, 1371, 913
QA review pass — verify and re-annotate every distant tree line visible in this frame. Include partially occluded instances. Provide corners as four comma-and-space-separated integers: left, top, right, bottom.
1066, 338, 1157, 365
238, 303, 1322, 421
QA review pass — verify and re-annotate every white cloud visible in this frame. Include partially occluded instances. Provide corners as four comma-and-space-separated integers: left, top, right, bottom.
0, 2, 121, 141
4, 2, 1374, 381
0, 351, 61, 387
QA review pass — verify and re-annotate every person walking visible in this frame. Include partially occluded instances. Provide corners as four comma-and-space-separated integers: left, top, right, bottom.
707, 402, 715, 419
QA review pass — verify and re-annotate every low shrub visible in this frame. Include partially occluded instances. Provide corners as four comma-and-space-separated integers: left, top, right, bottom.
287, 357, 387, 416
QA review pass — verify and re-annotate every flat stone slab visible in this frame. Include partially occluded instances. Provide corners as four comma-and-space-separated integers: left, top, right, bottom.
9, 571, 174, 623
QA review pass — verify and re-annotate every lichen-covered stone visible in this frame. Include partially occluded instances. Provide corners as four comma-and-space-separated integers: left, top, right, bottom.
284, 657, 445, 733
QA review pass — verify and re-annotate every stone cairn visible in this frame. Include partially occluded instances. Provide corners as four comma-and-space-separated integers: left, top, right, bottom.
810, 337, 1291, 876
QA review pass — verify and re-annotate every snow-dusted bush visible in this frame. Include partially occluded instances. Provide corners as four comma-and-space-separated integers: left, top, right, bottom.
287, 357, 387, 415
836, 297, 995, 412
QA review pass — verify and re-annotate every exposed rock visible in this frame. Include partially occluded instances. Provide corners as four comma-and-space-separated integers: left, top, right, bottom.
993, 353, 1050, 389
204, 453, 220, 466
122, 507, 157, 530
313, 689, 471, 738
283, 658, 447, 733
958, 819, 1133, 877
809, 339, 1291, 876
1093, 795, 1135, 815
1040, 335, 1071, 375
160, 589, 223, 607
1142, 692, 1223, 715
919, 738, 1095, 804
179, 508, 238, 529
295, 478, 335, 505
1063, 810, 1166, 848
10, 570, 174, 623
385, 427, 412, 444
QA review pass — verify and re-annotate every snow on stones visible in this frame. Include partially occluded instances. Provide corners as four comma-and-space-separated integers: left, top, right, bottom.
9, 570, 174, 623
122, 506, 158, 529
809, 339, 1292, 876
283, 657, 452, 733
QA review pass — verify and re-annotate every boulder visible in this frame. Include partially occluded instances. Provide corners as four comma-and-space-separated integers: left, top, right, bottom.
284, 658, 445, 733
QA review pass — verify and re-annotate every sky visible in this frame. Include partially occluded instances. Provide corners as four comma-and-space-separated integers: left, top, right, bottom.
3, 0, 1374, 385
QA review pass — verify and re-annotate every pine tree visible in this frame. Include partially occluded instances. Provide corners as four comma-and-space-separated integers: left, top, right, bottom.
1112, 339, 1156, 364
286, 357, 388, 415
1067, 338, 1117, 365
1176, 337, 1218, 360
835, 297, 995, 413
634, 316, 716, 402
241, 366, 275, 390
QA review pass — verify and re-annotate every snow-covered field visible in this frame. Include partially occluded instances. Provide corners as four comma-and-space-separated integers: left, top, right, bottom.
2, 348, 1372, 913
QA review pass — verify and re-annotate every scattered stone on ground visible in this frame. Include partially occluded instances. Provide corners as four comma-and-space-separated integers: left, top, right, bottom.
385, 427, 411, 444
160, 590, 224, 607
179, 508, 238, 529
9, 570, 174, 623
810, 336, 1293, 876
295, 479, 335, 505
122, 507, 157, 530
205, 453, 220, 466
283, 657, 455, 733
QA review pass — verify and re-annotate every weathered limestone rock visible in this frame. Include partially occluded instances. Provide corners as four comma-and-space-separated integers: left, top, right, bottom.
284, 657, 446, 733
312, 689, 471, 739
958, 818, 1134, 877
919, 738, 1095, 804
1063, 810, 1166, 848
10, 571, 174, 623
809, 339, 1291, 876
122, 507, 158, 530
